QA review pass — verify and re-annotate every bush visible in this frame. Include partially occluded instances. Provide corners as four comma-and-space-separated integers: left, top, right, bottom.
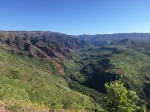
103, 80, 146, 112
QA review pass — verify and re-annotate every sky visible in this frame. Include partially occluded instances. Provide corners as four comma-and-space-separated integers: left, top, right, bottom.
0, 0, 150, 35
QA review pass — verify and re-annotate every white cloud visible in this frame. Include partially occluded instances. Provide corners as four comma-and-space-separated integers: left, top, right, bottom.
98, 32, 113, 34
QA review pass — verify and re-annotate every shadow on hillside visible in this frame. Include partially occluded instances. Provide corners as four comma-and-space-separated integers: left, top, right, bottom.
82, 72, 117, 93
144, 83, 150, 110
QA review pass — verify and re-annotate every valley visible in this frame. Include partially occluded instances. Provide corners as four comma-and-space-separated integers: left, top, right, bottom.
0, 31, 150, 111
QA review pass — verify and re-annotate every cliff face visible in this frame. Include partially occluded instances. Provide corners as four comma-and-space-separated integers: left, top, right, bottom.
0, 31, 88, 59
0, 31, 88, 74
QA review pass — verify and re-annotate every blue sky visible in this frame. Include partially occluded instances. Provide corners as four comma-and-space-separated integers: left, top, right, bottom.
0, 0, 150, 35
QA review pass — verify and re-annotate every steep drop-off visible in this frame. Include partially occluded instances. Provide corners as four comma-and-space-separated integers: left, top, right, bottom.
1, 31, 150, 111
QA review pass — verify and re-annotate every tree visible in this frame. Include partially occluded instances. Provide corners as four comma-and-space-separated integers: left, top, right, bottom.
103, 80, 146, 112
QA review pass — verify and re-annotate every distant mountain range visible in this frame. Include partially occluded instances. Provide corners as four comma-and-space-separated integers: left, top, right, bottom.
76, 33, 150, 46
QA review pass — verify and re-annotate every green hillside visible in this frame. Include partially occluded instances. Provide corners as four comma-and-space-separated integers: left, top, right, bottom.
0, 32, 149, 111
0, 49, 102, 111
67, 44, 150, 110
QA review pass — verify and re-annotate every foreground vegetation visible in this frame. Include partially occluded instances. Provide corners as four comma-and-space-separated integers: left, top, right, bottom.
0, 50, 102, 111
103, 80, 146, 112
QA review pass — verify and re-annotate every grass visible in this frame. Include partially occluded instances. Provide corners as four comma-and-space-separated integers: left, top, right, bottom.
111, 48, 150, 93
0, 49, 102, 111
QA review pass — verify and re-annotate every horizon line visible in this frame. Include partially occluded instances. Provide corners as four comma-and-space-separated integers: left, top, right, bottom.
0, 30, 150, 35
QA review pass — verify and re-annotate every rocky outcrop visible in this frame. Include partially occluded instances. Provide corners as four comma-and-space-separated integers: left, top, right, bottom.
0, 31, 88, 74
0, 31, 88, 59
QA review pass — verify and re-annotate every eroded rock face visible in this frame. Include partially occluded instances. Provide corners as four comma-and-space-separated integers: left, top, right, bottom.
0, 31, 88, 74
0, 31, 88, 58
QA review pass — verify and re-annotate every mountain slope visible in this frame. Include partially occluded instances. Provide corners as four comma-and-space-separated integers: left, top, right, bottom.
0, 31, 88, 58
0, 31, 88, 74
76, 33, 150, 46
0, 31, 102, 111
67, 43, 150, 110
110, 39, 150, 55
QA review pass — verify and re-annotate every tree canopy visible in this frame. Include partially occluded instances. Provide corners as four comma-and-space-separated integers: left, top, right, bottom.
103, 80, 146, 112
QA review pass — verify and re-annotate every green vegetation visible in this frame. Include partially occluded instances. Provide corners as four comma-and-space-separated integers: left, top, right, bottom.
1, 31, 150, 111
66, 43, 150, 110
103, 80, 146, 112
0, 50, 102, 111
